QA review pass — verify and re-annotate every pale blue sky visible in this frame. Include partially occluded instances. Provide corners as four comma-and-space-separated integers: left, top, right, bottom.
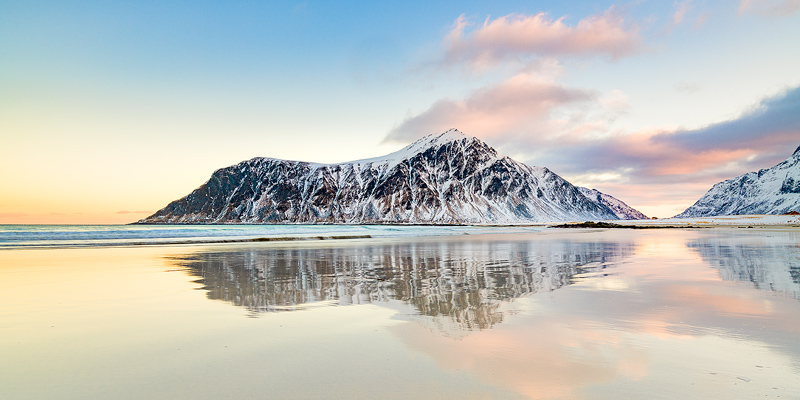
2, 0, 799, 222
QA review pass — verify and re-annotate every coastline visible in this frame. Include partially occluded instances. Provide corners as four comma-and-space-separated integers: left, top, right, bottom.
131, 214, 800, 229
3, 215, 799, 250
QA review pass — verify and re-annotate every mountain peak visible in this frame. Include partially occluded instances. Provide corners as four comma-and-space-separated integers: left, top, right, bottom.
794, 144, 800, 157
350, 129, 483, 167
405, 128, 475, 150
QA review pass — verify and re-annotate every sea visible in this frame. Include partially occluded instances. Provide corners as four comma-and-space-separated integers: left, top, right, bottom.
2, 224, 799, 399
0, 224, 546, 249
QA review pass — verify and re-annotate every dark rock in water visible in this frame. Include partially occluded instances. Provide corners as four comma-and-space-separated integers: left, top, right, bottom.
550, 221, 627, 229
139, 129, 620, 224
549, 221, 668, 229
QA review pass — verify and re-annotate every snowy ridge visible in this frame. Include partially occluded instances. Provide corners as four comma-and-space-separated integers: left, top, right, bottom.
675, 144, 800, 218
140, 129, 619, 224
344, 128, 478, 170
577, 187, 648, 220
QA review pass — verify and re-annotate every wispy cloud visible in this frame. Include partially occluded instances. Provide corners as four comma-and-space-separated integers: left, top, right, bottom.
440, 7, 642, 71
386, 72, 617, 145
738, 0, 800, 16
528, 85, 800, 181
530, 85, 800, 215
673, 0, 693, 25
0, 212, 28, 218
674, 82, 701, 93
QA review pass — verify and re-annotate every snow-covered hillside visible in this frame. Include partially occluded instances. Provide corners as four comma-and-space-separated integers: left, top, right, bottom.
140, 129, 619, 224
578, 187, 648, 220
675, 145, 800, 218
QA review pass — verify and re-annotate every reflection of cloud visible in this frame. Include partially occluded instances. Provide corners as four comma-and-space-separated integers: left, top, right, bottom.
392, 320, 647, 400
389, 230, 800, 399
173, 238, 633, 333
441, 7, 642, 71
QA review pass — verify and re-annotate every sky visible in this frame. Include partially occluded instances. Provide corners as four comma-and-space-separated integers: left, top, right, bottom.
1, 0, 799, 223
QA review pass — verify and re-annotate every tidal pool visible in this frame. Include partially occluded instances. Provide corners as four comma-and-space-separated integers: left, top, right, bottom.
1, 228, 799, 399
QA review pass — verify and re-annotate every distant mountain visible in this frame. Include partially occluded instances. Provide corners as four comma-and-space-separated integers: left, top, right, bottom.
675, 144, 800, 218
578, 187, 648, 220
139, 129, 619, 224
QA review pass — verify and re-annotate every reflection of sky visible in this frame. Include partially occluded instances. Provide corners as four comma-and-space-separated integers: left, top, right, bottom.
3, 229, 800, 399
173, 229, 800, 398
383, 230, 800, 399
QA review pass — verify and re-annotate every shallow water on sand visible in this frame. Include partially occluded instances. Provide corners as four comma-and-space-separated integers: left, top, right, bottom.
1, 228, 799, 399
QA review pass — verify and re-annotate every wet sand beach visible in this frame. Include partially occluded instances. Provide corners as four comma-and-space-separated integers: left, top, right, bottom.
2, 228, 799, 399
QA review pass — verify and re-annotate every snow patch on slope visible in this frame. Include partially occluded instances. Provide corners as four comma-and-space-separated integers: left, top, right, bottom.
675, 146, 800, 217
578, 187, 648, 220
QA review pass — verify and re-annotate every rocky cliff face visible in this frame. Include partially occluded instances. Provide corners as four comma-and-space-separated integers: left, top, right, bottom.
577, 187, 648, 220
675, 144, 800, 218
140, 129, 619, 224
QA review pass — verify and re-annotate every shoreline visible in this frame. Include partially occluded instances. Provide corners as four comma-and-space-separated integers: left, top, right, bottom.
3, 215, 799, 250
130, 214, 800, 229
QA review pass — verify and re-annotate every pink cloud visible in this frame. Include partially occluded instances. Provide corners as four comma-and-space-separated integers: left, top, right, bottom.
442, 7, 642, 70
386, 73, 600, 143
738, 0, 800, 16
673, 0, 693, 25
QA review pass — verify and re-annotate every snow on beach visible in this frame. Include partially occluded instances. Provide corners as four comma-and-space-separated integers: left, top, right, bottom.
589, 214, 800, 227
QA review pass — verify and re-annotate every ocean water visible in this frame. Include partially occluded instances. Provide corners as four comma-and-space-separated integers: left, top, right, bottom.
1, 227, 799, 399
0, 224, 546, 249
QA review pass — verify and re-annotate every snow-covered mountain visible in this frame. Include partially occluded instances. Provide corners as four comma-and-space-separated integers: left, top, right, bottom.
140, 129, 619, 224
675, 144, 800, 218
577, 187, 648, 220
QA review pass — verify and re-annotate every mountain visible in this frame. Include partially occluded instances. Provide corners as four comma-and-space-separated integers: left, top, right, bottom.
139, 129, 619, 224
675, 144, 800, 218
577, 187, 648, 220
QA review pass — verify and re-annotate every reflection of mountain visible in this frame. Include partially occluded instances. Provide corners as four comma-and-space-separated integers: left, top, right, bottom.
686, 233, 800, 300
173, 239, 632, 331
